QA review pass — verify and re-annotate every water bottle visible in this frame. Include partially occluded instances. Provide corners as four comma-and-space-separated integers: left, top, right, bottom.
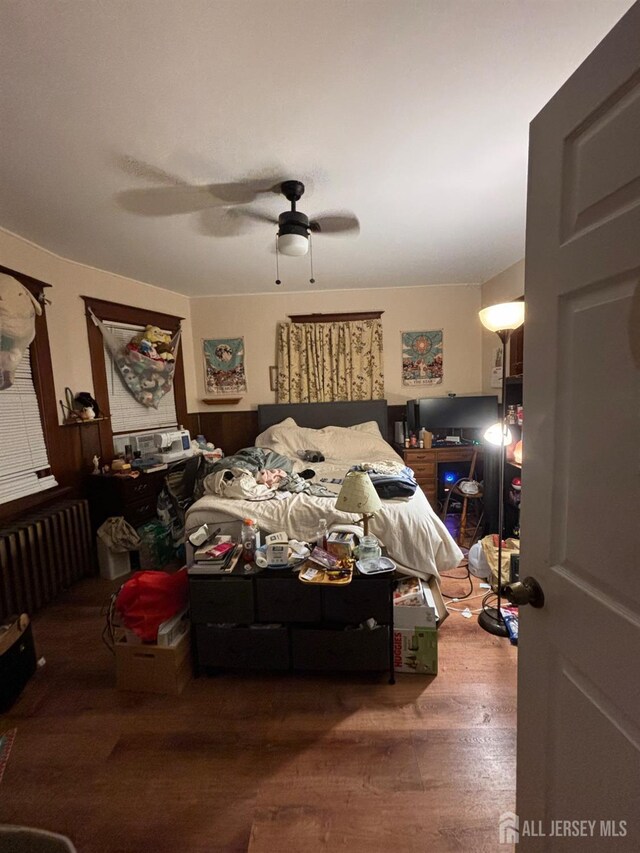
241, 518, 256, 563
316, 518, 328, 550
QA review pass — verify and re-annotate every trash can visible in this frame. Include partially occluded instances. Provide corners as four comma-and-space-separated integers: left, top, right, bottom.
97, 538, 131, 580
96, 517, 142, 580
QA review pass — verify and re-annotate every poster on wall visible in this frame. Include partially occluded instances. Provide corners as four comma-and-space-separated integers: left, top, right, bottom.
401, 330, 443, 386
203, 337, 247, 395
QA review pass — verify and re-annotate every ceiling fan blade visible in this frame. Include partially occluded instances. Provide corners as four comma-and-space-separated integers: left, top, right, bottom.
237, 208, 279, 225
309, 212, 360, 235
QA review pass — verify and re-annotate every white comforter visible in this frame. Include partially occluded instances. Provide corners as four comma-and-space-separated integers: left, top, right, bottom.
186, 459, 462, 580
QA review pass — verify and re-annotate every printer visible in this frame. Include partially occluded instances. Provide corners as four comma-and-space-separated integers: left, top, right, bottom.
113, 429, 194, 464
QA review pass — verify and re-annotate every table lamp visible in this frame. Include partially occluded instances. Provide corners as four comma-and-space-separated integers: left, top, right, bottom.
478, 300, 524, 637
336, 471, 382, 536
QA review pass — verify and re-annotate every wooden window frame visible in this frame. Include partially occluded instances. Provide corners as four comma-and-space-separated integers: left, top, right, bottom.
0, 264, 69, 522
82, 296, 188, 460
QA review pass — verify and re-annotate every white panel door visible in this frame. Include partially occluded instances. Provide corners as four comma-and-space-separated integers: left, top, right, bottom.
515, 2, 640, 850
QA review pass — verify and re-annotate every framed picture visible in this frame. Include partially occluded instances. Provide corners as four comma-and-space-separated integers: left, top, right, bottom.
269, 365, 278, 392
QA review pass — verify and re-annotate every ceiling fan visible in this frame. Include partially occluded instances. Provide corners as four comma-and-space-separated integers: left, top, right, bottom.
241, 179, 360, 258
116, 160, 359, 257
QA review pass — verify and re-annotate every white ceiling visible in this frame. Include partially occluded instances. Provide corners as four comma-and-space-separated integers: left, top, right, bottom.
0, 0, 633, 296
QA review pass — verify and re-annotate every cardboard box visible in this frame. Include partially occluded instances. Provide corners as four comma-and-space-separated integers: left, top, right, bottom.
115, 628, 192, 695
325, 531, 356, 560
392, 576, 446, 674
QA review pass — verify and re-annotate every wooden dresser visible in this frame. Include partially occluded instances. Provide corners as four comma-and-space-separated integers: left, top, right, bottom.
402, 445, 479, 506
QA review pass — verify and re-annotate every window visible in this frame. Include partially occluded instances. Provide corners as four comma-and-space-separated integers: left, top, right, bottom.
102, 320, 178, 434
276, 312, 385, 403
0, 348, 57, 504
83, 296, 188, 457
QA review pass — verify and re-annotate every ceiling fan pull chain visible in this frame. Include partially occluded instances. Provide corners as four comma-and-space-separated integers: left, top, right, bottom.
309, 232, 316, 284
275, 237, 282, 286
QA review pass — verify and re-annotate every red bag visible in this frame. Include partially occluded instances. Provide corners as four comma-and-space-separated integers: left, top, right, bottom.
116, 569, 188, 643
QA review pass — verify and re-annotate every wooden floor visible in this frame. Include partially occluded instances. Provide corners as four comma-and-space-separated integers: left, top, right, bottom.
0, 570, 517, 853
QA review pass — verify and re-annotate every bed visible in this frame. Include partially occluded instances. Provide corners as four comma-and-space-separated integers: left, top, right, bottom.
185, 400, 463, 580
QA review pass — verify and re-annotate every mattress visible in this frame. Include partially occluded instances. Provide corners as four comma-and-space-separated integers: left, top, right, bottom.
186, 459, 462, 580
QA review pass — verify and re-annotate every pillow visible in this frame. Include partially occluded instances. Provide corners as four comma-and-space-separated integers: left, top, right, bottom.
254, 418, 300, 456
256, 417, 401, 464
349, 420, 384, 438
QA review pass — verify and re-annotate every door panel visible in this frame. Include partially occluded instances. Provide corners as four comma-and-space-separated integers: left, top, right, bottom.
518, 2, 640, 848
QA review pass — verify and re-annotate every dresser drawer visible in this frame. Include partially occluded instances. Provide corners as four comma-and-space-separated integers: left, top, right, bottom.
190, 579, 255, 624
118, 476, 159, 503
256, 578, 322, 623
409, 462, 436, 479
123, 498, 158, 528
322, 580, 390, 624
420, 485, 438, 504
196, 625, 289, 669
436, 449, 474, 463
292, 626, 389, 671
404, 450, 435, 464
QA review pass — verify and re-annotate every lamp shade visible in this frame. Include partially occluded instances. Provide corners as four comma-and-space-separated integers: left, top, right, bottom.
479, 301, 525, 333
336, 471, 382, 516
278, 232, 309, 257
484, 422, 513, 446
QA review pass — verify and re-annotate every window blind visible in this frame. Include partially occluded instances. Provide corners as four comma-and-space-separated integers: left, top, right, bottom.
103, 321, 178, 434
0, 350, 58, 505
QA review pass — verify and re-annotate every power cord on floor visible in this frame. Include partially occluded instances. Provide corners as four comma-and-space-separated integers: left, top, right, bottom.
440, 560, 475, 601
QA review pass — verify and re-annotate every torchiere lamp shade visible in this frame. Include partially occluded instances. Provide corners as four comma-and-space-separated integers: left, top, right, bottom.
479, 301, 525, 333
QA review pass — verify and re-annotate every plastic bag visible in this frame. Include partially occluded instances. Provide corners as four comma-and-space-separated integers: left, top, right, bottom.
116, 569, 188, 642
0, 273, 42, 390
137, 520, 174, 570
480, 535, 520, 590
97, 517, 142, 553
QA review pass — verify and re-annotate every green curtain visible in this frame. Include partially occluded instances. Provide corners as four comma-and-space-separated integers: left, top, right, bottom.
276, 319, 384, 403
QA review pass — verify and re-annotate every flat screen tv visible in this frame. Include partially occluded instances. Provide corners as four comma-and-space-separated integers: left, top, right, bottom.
408, 395, 498, 431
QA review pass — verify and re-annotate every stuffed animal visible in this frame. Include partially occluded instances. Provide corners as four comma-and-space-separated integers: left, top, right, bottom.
74, 391, 100, 419
0, 273, 42, 390
155, 340, 175, 362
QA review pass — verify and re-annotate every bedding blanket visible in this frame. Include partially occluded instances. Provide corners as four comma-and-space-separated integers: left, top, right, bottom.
186, 459, 462, 580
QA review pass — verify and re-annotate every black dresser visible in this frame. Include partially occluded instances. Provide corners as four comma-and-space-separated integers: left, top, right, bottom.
189, 565, 396, 682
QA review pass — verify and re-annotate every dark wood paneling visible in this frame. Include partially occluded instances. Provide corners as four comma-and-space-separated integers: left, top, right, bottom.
189, 410, 259, 455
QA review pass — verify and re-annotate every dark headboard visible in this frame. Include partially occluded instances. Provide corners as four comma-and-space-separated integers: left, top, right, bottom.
257, 400, 389, 439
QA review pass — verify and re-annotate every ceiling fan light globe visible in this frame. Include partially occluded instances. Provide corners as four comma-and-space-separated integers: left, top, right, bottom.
278, 232, 308, 257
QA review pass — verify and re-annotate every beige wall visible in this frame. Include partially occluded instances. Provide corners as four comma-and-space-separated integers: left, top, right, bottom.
0, 228, 197, 420
190, 284, 483, 411
480, 259, 525, 394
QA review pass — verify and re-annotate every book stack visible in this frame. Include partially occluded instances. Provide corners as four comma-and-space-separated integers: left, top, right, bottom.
187, 540, 242, 575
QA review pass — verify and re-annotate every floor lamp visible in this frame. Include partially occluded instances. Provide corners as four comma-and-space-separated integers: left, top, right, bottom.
478, 301, 525, 637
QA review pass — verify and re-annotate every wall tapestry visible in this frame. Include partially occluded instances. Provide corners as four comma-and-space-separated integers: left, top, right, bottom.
203, 337, 247, 395
401, 330, 443, 386
0, 272, 42, 391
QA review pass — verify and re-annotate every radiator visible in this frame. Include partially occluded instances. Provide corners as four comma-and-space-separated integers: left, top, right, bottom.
0, 499, 93, 621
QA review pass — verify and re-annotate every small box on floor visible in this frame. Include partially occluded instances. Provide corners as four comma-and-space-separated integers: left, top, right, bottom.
393, 605, 438, 674
393, 576, 446, 675
115, 628, 191, 695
